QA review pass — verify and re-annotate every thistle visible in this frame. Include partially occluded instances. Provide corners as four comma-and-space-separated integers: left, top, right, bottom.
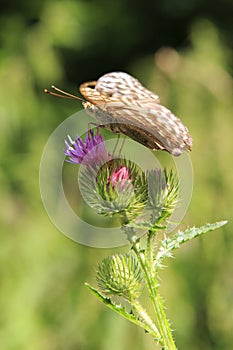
65, 127, 227, 350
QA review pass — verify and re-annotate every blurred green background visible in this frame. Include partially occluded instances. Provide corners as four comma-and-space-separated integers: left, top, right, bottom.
0, 1, 232, 349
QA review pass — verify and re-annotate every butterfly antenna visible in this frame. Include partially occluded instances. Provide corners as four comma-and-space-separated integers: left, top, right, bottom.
44, 85, 84, 102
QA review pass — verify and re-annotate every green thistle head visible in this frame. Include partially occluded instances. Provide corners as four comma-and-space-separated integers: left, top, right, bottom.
79, 158, 148, 223
146, 169, 179, 224
96, 253, 143, 301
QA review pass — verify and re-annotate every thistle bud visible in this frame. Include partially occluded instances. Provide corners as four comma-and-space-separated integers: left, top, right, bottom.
96, 254, 143, 301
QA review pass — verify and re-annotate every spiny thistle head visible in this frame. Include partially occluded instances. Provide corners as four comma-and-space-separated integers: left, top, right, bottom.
146, 169, 179, 224
96, 254, 143, 301
95, 158, 148, 220
78, 157, 148, 223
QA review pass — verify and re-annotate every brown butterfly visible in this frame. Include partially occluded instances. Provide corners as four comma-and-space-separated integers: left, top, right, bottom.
45, 72, 192, 156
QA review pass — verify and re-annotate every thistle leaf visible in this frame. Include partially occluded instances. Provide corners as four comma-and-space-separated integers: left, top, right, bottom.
85, 283, 160, 339
156, 221, 227, 261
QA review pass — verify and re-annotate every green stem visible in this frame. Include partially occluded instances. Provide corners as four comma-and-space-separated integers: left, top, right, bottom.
132, 241, 177, 350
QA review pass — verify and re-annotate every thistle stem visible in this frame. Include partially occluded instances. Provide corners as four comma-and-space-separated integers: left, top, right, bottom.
132, 240, 177, 350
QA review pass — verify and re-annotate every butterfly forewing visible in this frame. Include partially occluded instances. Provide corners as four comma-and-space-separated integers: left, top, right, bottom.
79, 72, 192, 156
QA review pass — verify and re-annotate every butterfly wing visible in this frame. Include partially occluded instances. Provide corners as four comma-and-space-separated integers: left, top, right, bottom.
80, 72, 192, 156
102, 102, 192, 155
80, 72, 160, 107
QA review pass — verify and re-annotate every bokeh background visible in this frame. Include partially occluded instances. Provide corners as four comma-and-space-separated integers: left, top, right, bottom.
0, 1, 232, 349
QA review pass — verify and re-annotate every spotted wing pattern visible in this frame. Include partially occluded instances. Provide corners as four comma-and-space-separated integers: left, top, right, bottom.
79, 72, 192, 156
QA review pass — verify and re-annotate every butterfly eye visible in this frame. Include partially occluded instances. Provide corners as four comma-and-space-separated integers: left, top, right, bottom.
86, 82, 96, 89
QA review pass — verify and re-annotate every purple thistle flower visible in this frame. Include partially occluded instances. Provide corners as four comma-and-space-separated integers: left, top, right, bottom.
108, 166, 132, 191
64, 129, 111, 166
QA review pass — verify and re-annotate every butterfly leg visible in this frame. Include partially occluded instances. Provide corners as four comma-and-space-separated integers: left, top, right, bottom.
87, 121, 102, 138
112, 134, 121, 156
118, 136, 126, 156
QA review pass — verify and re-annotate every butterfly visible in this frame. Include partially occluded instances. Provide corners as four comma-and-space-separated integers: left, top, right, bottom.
45, 72, 192, 156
